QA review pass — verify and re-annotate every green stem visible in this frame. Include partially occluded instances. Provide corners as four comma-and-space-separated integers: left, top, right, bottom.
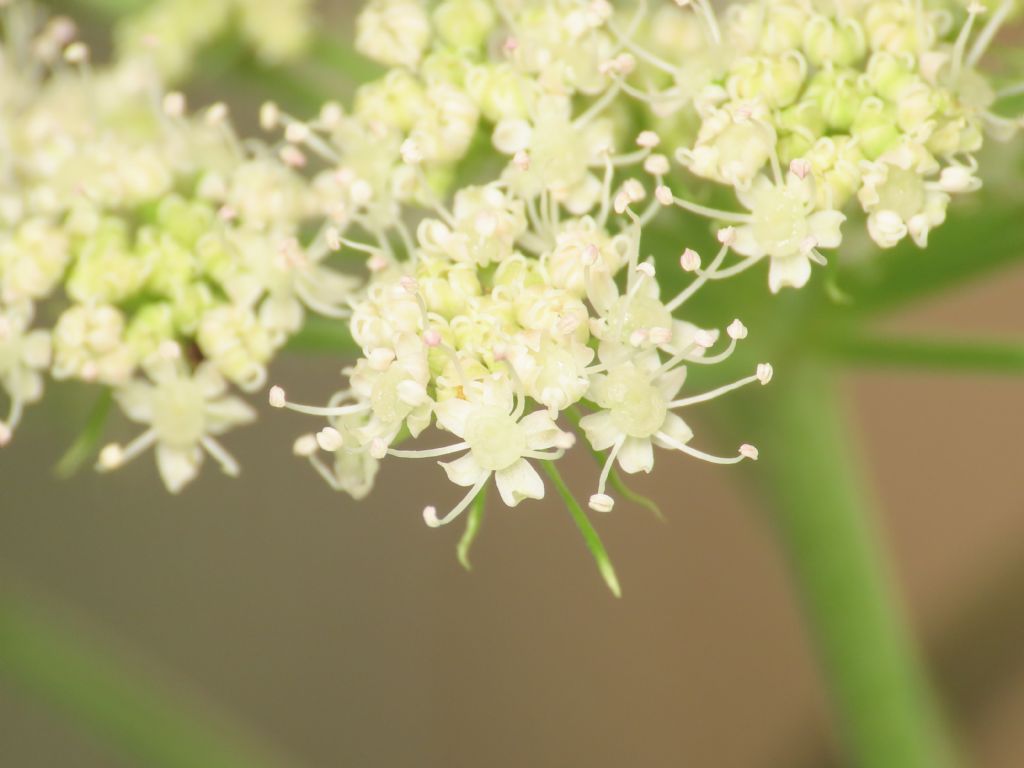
456, 485, 486, 571
754, 363, 957, 768
54, 388, 112, 479
541, 461, 621, 598
0, 592, 290, 768
823, 333, 1024, 375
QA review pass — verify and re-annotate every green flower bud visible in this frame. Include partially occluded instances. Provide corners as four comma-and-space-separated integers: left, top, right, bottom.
156, 195, 215, 248
851, 97, 902, 159
170, 281, 216, 335
466, 63, 536, 122
803, 15, 866, 68
354, 70, 428, 133
727, 52, 808, 109
125, 302, 176, 360
805, 68, 868, 132
138, 227, 195, 298
433, 0, 495, 51
866, 51, 917, 101
66, 218, 146, 304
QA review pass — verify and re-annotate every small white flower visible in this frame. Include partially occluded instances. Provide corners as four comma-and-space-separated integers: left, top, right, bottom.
0, 302, 52, 441
730, 171, 845, 292
100, 361, 255, 493
407, 375, 573, 525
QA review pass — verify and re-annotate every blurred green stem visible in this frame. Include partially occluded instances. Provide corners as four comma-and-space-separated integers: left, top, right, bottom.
0, 593, 288, 768
758, 362, 956, 768
542, 461, 621, 598
54, 388, 112, 478
823, 333, 1024, 374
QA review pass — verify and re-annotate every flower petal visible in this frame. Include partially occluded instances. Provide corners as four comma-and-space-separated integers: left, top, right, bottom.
808, 210, 845, 249
617, 437, 654, 474
440, 452, 487, 487
519, 411, 562, 449
434, 397, 473, 437
156, 444, 202, 494
768, 254, 812, 293
579, 411, 619, 451
494, 458, 544, 507
653, 412, 694, 448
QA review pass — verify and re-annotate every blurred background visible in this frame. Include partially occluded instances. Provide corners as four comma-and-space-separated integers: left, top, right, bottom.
3, 1, 1024, 767
1, 265, 1022, 768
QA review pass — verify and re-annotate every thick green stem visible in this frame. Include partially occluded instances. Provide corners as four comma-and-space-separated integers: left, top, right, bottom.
0, 593, 290, 768
755, 363, 957, 768
822, 333, 1024, 375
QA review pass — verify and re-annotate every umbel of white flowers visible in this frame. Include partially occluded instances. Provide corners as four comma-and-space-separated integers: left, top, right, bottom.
1, 0, 1021, 520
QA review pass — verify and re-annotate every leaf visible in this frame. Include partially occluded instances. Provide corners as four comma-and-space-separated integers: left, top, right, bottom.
456, 486, 486, 571
54, 389, 113, 479
0, 591, 290, 768
541, 461, 621, 598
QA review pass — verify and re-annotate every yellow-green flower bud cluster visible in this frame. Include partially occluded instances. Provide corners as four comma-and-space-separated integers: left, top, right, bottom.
0, 10, 359, 491
630, 0, 1021, 250
115, 0, 313, 82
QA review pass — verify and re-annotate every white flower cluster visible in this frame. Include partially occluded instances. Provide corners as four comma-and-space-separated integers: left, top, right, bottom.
617, 0, 1022, 289
3, 0, 1020, 546
270, 0, 776, 526
0, 7, 358, 491
115, 0, 314, 82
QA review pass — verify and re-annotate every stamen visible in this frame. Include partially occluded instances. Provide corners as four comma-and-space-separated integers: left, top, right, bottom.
665, 240, 730, 311
967, 0, 1012, 69
655, 431, 751, 464
668, 365, 770, 408
423, 473, 490, 527
388, 442, 469, 459
268, 387, 370, 417
201, 436, 241, 476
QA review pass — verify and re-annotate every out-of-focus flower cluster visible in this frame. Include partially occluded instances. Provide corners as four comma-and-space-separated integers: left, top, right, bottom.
0, 4, 356, 490
115, 0, 314, 82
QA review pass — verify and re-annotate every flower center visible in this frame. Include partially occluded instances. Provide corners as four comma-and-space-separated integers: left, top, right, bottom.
464, 405, 526, 471
151, 379, 207, 449
875, 167, 926, 221
752, 187, 809, 256
605, 367, 667, 439
371, 366, 414, 424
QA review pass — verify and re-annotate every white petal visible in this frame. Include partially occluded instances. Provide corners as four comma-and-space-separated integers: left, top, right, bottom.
579, 411, 620, 451
494, 458, 544, 507
492, 119, 532, 154
654, 412, 694, 449
808, 210, 845, 249
115, 382, 155, 424
194, 362, 228, 398
656, 365, 688, 401
519, 411, 562, 450
768, 254, 812, 293
205, 397, 257, 434
156, 444, 202, 494
441, 452, 487, 487
617, 437, 654, 474
21, 330, 52, 368
730, 225, 765, 258
434, 397, 473, 437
